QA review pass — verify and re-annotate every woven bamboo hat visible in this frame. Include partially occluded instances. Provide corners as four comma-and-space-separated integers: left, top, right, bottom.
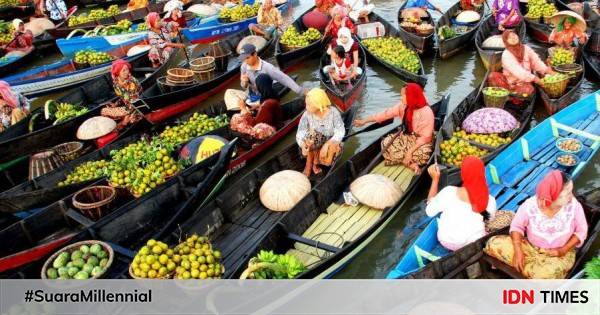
77, 116, 117, 140
350, 174, 403, 210
548, 11, 587, 33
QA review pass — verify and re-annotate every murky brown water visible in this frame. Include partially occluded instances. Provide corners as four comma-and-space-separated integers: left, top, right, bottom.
28, 0, 600, 278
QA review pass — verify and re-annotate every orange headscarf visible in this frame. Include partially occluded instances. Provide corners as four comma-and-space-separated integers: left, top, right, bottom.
461, 156, 489, 213
404, 83, 428, 133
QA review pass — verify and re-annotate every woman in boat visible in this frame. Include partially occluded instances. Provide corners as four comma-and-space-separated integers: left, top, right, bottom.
323, 5, 356, 40
484, 171, 588, 279
230, 75, 282, 140
163, 0, 188, 28
354, 83, 433, 173
146, 12, 185, 68
101, 59, 143, 129
303, 0, 345, 31
460, 0, 484, 11
425, 157, 498, 251
44, 0, 68, 24
296, 88, 345, 176
403, 0, 443, 16
345, 0, 374, 23
4, 19, 34, 53
491, 0, 521, 31
127, 0, 149, 11
488, 30, 552, 98
249, 0, 283, 39
327, 27, 361, 75
548, 16, 588, 48
0, 80, 30, 132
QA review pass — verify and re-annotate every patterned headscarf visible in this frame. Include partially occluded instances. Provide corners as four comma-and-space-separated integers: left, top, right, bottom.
0, 81, 17, 108
502, 30, 525, 63
111, 59, 132, 81
306, 88, 331, 113
147, 12, 161, 29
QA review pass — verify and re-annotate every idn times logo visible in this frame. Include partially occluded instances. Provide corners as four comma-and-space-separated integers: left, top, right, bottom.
502, 290, 590, 304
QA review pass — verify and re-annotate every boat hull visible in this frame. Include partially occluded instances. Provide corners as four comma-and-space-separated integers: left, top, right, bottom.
475, 16, 526, 70
397, 2, 435, 55
56, 32, 148, 57
274, 7, 322, 71
437, 2, 485, 59
524, 19, 552, 44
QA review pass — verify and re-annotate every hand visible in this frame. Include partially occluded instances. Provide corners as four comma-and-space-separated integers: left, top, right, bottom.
241, 73, 249, 83
353, 119, 367, 127
498, 23, 505, 31
302, 88, 309, 96
533, 76, 544, 86
402, 153, 412, 166
427, 164, 441, 180
513, 245, 525, 272
546, 247, 567, 257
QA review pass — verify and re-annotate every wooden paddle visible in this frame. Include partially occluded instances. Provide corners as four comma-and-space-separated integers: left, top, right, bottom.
473, 51, 500, 102
177, 33, 192, 66
342, 118, 394, 140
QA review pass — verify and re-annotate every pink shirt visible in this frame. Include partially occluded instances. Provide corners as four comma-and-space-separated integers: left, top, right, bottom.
501, 46, 551, 85
510, 197, 588, 250
372, 102, 435, 145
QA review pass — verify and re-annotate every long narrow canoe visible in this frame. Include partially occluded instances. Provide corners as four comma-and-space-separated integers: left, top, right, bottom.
387, 90, 600, 279
0, 48, 36, 77
182, 1, 288, 44
538, 49, 585, 115
319, 43, 367, 113
432, 77, 536, 186
0, 80, 294, 214
216, 96, 448, 279
0, 93, 301, 276
56, 28, 149, 57
397, 1, 436, 55
437, 1, 485, 59
137, 27, 276, 124
475, 15, 526, 70
0, 140, 236, 275
0, 39, 149, 97
274, 7, 322, 71
582, 45, 600, 80
356, 12, 427, 86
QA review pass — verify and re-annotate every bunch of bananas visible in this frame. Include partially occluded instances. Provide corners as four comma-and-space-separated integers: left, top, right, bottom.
243, 250, 306, 279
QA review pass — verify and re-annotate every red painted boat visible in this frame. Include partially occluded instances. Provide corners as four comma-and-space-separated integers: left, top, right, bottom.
318, 44, 367, 113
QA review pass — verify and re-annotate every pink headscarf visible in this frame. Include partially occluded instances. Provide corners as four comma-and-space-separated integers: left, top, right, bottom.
147, 12, 161, 29
536, 170, 564, 208
331, 4, 349, 19
0, 81, 18, 108
111, 59, 132, 81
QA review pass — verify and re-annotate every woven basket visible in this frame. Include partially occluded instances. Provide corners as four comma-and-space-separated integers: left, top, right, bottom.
190, 56, 215, 72
41, 240, 114, 279
53, 141, 84, 162
72, 185, 116, 221
73, 61, 89, 70
167, 68, 195, 84
401, 24, 416, 33
482, 87, 509, 108
553, 63, 583, 79
29, 150, 64, 180
416, 27, 434, 36
542, 77, 570, 98
194, 67, 215, 81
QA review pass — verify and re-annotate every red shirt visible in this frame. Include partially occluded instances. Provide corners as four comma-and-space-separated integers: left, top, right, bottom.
326, 18, 356, 39
164, 16, 187, 28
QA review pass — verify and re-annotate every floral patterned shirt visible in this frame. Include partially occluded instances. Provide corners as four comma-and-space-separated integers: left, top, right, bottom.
114, 76, 142, 106
296, 107, 345, 147
510, 196, 588, 249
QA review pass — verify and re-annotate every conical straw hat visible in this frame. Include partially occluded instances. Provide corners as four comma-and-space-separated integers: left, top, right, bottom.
77, 116, 116, 140
548, 11, 587, 33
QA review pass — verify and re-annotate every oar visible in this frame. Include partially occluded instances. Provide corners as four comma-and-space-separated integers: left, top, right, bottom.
483, 0, 491, 12
473, 52, 500, 102
177, 32, 192, 66
342, 118, 394, 140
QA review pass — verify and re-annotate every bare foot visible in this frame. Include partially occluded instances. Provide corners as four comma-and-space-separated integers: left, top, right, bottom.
312, 164, 322, 175
303, 167, 311, 177
410, 163, 421, 175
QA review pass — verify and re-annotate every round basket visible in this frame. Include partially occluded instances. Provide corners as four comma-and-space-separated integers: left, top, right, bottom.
167, 68, 195, 84
542, 77, 569, 98
190, 56, 215, 72
281, 43, 305, 52
72, 185, 116, 221
416, 27, 434, 36
556, 153, 579, 170
555, 137, 583, 154
482, 87, 510, 108
73, 60, 90, 70
29, 150, 64, 180
157, 76, 197, 93
401, 24, 416, 33
53, 141, 84, 162
194, 67, 215, 82
553, 63, 583, 79
41, 240, 114, 279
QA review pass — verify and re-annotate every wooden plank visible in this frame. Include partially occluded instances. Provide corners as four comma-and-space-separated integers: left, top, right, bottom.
348, 211, 382, 241
531, 139, 556, 159
287, 249, 322, 267
344, 209, 382, 241
489, 184, 504, 198
500, 160, 538, 187
496, 188, 518, 209
388, 166, 407, 182
302, 213, 330, 239
372, 162, 387, 174
504, 193, 530, 211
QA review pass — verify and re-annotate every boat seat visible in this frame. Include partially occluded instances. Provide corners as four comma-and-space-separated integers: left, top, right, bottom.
479, 253, 526, 279
285, 232, 342, 254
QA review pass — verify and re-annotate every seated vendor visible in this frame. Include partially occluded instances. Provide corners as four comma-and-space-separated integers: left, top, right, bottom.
0, 80, 30, 132
4, 19, 34, 53
324, 5, 356, 40
488, 30, 552, 98
163, 0, 187, 28
549, 15, 588, 48
249, 0, 282, 39
101, 59, 143, 129
354, 83, 433, 173
485, 171, 588, 279
404, 0, 443, 16
492, 0, 521, 31
345, 0, 374, 23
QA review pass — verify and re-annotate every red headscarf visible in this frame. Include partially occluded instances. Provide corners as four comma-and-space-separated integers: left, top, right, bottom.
404, 83, 428, 133
461, 156, 489, 213
502, 30, 525, 63
147, 12, 161, 29
111, 59, 132, 81
536, 170, 564, 208
0, 80, 17, 108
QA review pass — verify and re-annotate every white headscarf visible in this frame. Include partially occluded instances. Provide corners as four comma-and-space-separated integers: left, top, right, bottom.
12, 19, 24, 31
163, 0, 184, 19
335, 27, 354, 52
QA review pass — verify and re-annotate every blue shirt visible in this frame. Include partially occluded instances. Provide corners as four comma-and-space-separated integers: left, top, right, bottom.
405, 0, 436, 10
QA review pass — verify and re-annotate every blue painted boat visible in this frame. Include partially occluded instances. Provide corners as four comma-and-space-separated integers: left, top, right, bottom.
387, 90, 600, 279
183, 0, 289, 44
0, 39, 149, 98
56, 29, 148, 57
0, 48, 36, 77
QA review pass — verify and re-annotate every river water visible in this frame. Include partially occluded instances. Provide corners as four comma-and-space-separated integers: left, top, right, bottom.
30, 0, 600, 278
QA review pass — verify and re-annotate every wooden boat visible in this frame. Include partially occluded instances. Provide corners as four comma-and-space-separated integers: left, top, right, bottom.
356, 12, 427, 86
76, 0, 128, 8
0, 48, 36, 78
194, 95, 446, 279
524, 19, 552, 44
387, 90, 600, 279
56, 26, 148, 57
432, 77, 536, 186
318, 44, 367, 113
0, 80, 294, 214
475, 15, 526, 70
437, 2, 485, 59
0, 140, 236, 275
0, 39, 149, 97
0, 3, 34, 21
182, 1, 289, 44
274, 6, 322, 71
137, 27, 276, 124
538, 51, 585, 115
0, 94, 303, 276
582, 45, 600, 80
397, 1, 436, 55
